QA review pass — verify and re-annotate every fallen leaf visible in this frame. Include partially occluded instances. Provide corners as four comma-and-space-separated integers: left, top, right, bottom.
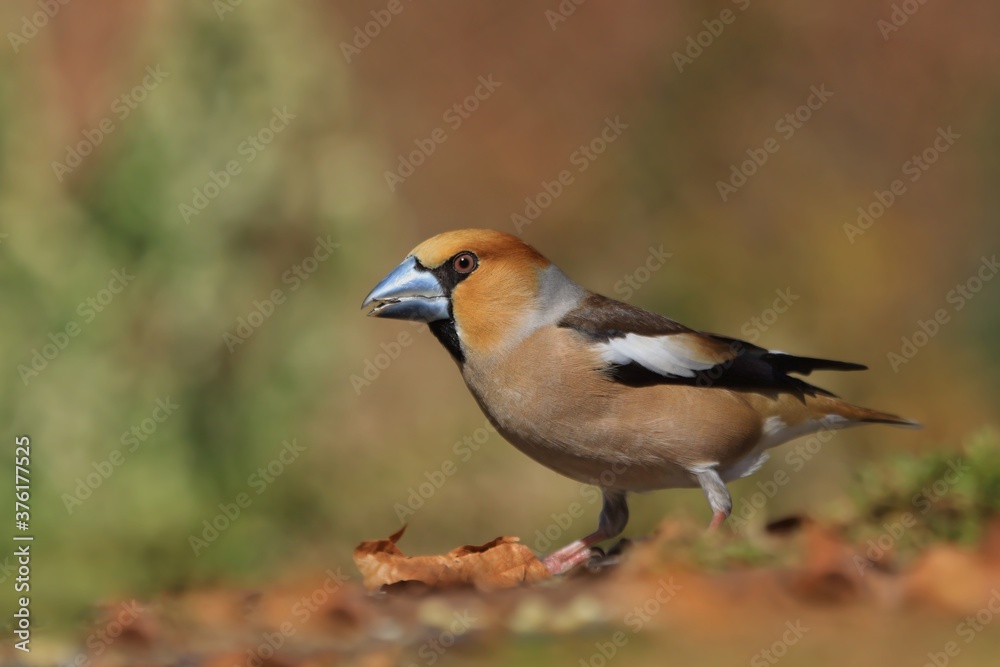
353, 526, 551, 592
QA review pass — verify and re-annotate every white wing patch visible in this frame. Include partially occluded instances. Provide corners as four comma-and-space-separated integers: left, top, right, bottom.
599, 333, 716, 378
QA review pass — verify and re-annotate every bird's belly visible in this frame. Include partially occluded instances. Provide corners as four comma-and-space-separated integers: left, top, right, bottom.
459, 327, 764, 491
494, 420, 700, 491
465, 377, 759, 492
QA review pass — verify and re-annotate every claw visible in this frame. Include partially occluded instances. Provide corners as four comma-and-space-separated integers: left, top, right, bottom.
543, 542, 595, 575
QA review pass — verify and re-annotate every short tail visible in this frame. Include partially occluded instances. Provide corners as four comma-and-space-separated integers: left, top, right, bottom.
806, 391, 922, 429
838, 403, 922, 429
775, 355, 921, 429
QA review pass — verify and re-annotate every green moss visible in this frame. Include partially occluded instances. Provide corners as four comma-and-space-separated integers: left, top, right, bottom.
846, 429, 1000, 551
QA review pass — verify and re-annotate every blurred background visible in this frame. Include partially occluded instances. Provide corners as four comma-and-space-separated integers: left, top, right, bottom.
1, 0, 999, 652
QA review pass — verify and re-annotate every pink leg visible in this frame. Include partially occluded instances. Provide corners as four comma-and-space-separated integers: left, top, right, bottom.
543, 490, 628, 575
696, 468, 731, 532
708, 509, 727, 530
543, 532, 608, 575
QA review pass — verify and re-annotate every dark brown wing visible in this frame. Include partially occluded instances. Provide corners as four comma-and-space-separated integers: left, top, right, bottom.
558, 293, 865, 395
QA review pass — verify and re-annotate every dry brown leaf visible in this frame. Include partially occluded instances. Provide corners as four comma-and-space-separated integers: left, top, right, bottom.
353, 526, 551, 592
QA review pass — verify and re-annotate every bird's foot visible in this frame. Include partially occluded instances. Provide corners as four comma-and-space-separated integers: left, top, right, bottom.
542, 539, 595, 575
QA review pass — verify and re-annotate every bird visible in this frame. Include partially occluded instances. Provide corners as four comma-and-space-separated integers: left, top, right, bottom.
361, 229, 919, 574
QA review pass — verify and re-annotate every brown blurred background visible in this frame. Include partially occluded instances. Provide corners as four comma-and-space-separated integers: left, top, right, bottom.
1, 0, 998, 646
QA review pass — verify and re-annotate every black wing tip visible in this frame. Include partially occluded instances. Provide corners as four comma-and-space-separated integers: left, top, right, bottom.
828, 360, 868, 372
766, 353, 868, 375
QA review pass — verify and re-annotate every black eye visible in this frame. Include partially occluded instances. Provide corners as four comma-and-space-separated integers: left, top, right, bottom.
452, 252, 477, 274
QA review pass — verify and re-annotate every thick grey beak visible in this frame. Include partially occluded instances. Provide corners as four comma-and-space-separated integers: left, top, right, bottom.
361, 256, 449, 322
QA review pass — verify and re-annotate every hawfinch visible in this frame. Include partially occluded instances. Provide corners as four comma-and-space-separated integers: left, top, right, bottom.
362, 230, 918, 574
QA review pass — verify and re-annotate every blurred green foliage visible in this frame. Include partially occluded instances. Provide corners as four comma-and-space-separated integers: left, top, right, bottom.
850, 429, 1000, 549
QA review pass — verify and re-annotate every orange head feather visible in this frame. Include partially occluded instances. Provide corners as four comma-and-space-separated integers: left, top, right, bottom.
408, 230, 551, 355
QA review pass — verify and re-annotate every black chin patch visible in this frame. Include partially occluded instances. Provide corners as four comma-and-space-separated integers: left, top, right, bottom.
414, 255, 477, 366
428, 318, 464, 365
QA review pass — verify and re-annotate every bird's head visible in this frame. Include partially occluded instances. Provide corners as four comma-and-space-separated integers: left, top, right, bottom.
362, 229, 564, 361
